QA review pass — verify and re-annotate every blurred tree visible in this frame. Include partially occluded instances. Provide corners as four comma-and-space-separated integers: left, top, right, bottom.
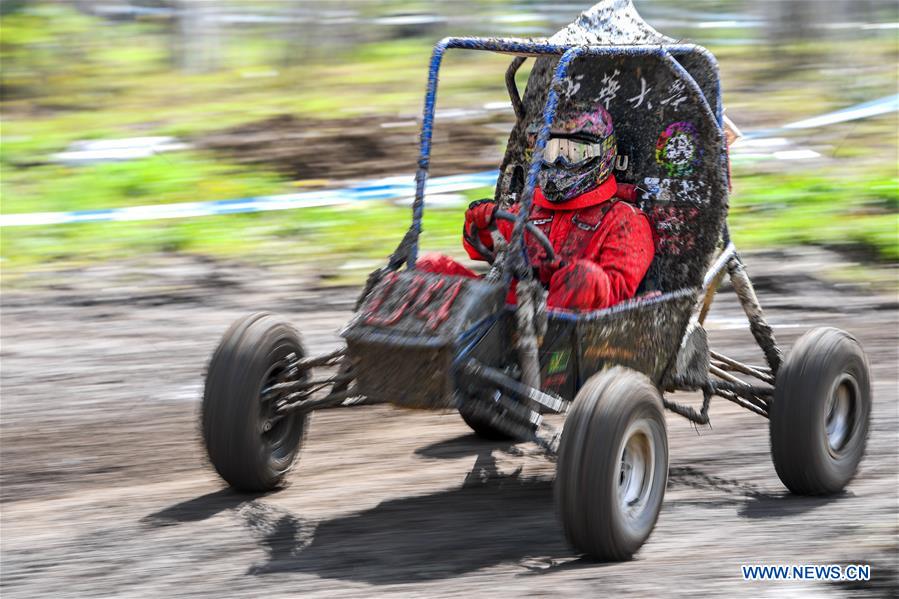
0, 0, 29, 17
279, 0, 309, 67
764, 0, 816, 43
171, 0, 221, 72
0, 2, 95, 101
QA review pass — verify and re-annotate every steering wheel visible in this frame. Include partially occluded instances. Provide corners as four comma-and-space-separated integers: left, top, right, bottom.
465, 209, 557, 266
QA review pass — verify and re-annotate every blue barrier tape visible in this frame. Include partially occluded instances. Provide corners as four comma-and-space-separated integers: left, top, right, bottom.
743, 93, 898, 139
0, 170, 500, 228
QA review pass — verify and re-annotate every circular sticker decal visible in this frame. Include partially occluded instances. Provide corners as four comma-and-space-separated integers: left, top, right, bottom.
655, 122, 702, 177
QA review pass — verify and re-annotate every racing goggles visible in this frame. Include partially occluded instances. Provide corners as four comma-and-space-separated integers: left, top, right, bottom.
542, 135, 611, 166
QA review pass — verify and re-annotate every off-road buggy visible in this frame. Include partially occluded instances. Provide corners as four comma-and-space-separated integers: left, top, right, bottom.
201, 1, 871, 560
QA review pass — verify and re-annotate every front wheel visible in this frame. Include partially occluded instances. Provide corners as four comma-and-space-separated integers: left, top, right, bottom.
770, 327, 871, 495
202, 313, 308, 492
556, 367, 668, 561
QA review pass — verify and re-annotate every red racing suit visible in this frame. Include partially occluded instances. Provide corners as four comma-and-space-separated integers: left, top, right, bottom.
418, 176, 656, 312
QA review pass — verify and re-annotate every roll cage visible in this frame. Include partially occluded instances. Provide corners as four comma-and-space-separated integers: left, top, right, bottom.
390, 37, 725, 283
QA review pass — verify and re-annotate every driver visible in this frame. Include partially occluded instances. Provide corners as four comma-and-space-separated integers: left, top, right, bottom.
418, 103, 654, 312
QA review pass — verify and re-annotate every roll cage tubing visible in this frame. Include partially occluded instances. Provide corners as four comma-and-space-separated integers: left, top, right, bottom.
401, 37, 725, 278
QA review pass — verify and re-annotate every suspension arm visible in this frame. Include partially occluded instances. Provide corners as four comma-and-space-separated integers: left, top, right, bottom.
461, 359, 568, 414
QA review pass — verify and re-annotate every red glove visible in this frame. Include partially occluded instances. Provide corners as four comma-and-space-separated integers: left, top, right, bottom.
547, 259, 611, 311
615, 183, 638, 202
465, 200, 497, 235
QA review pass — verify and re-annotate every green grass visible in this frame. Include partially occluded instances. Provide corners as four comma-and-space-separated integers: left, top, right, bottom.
0, 7, 518, 167
729, 168, 899, 261
0, 152, 287, 215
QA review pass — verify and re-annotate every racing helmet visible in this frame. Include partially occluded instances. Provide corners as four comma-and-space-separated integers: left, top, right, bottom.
530, 103, 617, 203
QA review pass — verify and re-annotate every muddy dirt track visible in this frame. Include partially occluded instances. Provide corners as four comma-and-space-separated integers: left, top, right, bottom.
1, 249, 897, 598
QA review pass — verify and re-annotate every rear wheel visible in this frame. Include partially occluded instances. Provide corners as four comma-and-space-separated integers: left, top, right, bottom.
457, 391, 515, 440
556, 367, 668, 561
770, 327, 870, 495
202, 313, 308, 492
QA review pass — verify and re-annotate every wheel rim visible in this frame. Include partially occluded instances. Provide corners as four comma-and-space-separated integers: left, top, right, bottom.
825, 373, 858, 455
617, 420, 656, 521
259, 355, 302, 464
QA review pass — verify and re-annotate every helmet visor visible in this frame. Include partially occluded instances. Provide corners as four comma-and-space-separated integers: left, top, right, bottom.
543, 136, 612, 167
